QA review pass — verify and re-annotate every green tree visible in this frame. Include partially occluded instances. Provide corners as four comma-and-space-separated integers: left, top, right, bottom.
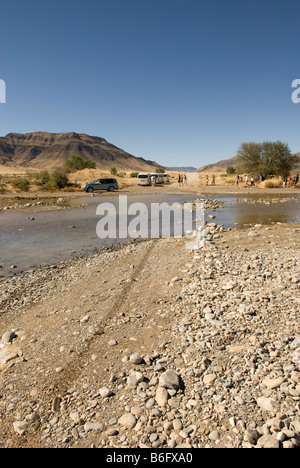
226, 166, 236, 175
65, 155, 96, 172
236, 142, 262, 175
261, 141, 297, 178
237, 141, 298, 178
110, 167, 117, 176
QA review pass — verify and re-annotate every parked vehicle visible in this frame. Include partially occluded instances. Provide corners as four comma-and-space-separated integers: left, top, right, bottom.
82, 178, 119, 193
137, 172, 167, 186
137, 173, 151, 186
162, 173, 170, 183
150, 173, 164, 184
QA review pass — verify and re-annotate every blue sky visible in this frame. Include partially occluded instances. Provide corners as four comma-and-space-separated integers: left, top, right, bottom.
1, 0, 300, 168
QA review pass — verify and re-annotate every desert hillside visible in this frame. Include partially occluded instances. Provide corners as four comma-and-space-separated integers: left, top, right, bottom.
0, 132, 161, 172
197, 156, 239, 173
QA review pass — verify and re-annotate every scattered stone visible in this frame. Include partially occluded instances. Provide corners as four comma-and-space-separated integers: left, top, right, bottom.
244, 429, 260, 445
2, 331, 16, 343
203, 373, 217, 385
155, 387, 169, 407
173, 419, 183, 431
84, 422, 104, 432
262, 377, 285, 389
13, 421, 29, 436
0, 222, 299, 449
99, 387, 113, 398
52, 396, 62, 412
209, 430, 221, 441
108, 339, 118, 346
105, 427, 119, 436
159, 370, 180, 391
80, 315, 90, 324
257, 397, 276, 413
118, 413, 137, 430
129, 352, 143, 364
257, 435, 280, 449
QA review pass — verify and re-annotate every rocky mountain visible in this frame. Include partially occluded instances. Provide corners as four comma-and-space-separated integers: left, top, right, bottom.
0, 132, 161, 172
166, 166, 197, 172
196, 155, 240, 173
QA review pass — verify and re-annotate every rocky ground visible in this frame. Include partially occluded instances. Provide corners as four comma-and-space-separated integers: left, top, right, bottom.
0, 222, 299, 449
0, 195, 85, 213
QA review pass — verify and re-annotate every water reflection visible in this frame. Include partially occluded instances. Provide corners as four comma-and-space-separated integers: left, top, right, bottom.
206, 194, 300, 228
0, 193, 196, 276
1, 193, 299, 277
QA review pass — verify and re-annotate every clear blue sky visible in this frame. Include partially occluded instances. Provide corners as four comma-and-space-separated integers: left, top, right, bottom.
1, 0, 300, 168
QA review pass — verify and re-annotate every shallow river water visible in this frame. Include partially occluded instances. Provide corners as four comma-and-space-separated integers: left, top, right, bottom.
205, 193, 300, 228
0, 192, 299, 276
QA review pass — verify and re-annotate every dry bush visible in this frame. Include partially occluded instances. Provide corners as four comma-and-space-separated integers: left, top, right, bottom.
260, 178, 282, 188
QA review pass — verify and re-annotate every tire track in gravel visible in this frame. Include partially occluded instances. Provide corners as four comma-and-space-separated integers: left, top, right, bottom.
50, 241, 157, 396
2, 237, 187, 448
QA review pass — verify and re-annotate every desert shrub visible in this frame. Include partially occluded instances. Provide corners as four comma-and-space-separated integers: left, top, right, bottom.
12, 178, 30, 192
32, 168, 74, 191
34, 170, 51, 185
130, 172, 139, 178
50, 169, 69, 189
261, 178, 283, 188
226, 166, 236, 175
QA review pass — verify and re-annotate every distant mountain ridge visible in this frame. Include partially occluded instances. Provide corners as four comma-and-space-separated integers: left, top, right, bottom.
196, 156, 239, 173
166, 166, 197, 172
0, 132, 161, 172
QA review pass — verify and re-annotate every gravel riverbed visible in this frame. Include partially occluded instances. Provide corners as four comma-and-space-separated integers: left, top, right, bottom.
0, 222, 299, 448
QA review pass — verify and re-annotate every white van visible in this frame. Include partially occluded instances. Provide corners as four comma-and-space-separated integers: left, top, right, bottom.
137, 173, 151, 186
150, 173, 164, 184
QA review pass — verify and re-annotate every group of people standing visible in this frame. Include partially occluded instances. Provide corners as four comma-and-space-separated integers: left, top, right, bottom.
205, 174, 215, 186
236, 175, 255, 186
282, 174, 299, 187
236, 174, 299, 187
178, 174, 188, 186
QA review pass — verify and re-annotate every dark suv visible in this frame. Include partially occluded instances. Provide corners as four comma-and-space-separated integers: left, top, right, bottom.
82, 178, 119, 193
